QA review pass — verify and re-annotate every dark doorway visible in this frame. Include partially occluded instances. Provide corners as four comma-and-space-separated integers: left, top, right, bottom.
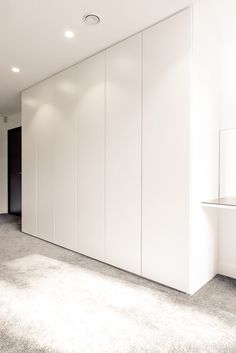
8, 127, 22, 216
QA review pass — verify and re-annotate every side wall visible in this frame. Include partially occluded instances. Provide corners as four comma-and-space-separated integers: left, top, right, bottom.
218, 0, 236, 278
0, 112, 22, 214
190, 0, 220, 294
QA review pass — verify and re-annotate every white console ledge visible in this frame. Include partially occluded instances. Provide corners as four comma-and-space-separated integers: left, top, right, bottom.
201, 196, 236, 209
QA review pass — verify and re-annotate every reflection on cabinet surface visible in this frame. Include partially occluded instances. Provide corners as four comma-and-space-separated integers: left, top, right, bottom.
142, 8, 191, 292
35, 80, 55, 243
53, 68, 77, 251
77, 53, 106, 261
105, 34, 142, 274
22, 8, 192, 293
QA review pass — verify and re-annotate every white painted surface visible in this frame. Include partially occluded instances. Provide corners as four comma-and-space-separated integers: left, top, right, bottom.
0, 0, 196, 116
0, 112, 21, 214
219, 209, 236, 277
105, 35, 142, 274
201, 203, 236, 210
77, 53, 105, 261
53, 68, 77, 251
35, 80, 56, 242
218, 0, 236, 280
142, 9, 191, 292
21, 5, 224, 294
189, 0, 220, 294
22, 73, 78, 247
220, 129, 236, 199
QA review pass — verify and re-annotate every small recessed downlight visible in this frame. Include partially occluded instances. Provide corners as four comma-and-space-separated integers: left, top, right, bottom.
64, 30, 74, 39
12, 67, 20, 73
83, 14, 100, 25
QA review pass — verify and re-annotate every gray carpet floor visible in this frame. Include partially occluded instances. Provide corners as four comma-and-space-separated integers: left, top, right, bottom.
0, 214, 236, 353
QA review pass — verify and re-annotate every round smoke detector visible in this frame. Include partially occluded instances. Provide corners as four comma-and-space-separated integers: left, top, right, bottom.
83, 14, 101, 25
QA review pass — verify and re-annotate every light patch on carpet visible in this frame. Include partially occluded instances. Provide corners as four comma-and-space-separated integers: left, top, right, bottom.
0, 215, 236, 353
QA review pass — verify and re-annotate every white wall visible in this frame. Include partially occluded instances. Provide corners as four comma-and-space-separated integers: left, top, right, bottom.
192, 0, 236, 281
190, 0, 221, 294
0, 112, 21, 214
218, 0, 236, 278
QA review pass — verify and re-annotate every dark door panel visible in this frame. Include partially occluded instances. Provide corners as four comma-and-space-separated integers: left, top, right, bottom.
8, 127, 22, 216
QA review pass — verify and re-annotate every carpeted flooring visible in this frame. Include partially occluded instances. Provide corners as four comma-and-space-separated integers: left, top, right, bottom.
0, 214, 236, 353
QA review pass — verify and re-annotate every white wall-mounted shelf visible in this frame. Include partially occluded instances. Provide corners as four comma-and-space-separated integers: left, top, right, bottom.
201, 197, 236, 209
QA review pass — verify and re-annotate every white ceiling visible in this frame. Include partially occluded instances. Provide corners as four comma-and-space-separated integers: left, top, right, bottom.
0, 0, 194, 116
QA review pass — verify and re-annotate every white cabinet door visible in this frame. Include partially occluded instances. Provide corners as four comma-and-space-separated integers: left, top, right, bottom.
35, 79, 56, 242
106, 34, 142, 274
53, 68, 77, 251
142, 9, 191, 292
22, 88, 37, 235
77, 52, 105, 261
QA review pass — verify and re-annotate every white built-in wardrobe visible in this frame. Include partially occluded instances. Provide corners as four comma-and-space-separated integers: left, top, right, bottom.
22, 8, 197, 293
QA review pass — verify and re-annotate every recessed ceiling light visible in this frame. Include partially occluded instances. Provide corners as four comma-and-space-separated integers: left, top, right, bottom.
83, 14, 100, 25
64, 30, 74, 39
12, 67, 20, 73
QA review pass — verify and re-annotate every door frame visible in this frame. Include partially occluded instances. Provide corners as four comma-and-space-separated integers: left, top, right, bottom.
8, 126, 22, 215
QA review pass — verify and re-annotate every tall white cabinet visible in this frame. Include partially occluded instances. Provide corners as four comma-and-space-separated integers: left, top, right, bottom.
23, 69, 78, 249
53, 69, 77, 251
142, 9, 191, 292
35, 79, 56, 243
77, 53, 106, 261
105, 34, 142, 274
22, 8, 212, 294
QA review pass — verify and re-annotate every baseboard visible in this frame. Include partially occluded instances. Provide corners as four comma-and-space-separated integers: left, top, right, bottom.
218, 263, 236, 279
0, 209, 8, 214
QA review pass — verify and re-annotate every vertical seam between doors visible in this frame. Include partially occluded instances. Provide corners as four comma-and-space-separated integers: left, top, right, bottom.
53, 88, 56, 243
76, 70, 79, 251
74, 72, 79, 251
35, 141, 38, 236
189, 5, 194, 294
141, 32, 144, 276
218, 130, 221, 199
217, 130, 221, 273
104, 50, 107, 262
